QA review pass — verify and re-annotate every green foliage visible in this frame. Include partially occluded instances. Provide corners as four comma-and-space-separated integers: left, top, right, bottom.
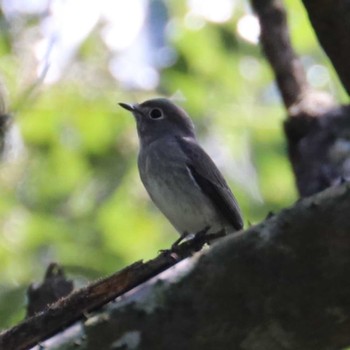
0, 0, 344, 328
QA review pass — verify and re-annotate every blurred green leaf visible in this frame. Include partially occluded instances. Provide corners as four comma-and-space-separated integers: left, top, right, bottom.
0, 0, 341, 329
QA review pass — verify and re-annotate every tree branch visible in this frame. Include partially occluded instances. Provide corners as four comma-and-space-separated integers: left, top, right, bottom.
301, 0, 350, 96
0, 233, 221, 350
16, 183, 350, 350
250, 0, 334, 117
251, 0, 308, 110
250, 0, 350, 197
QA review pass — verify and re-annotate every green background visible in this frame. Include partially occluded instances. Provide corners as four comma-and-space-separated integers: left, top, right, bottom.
0, 0, 345, 328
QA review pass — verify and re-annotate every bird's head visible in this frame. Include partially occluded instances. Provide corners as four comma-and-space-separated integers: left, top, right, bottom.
119, 98, 195, 146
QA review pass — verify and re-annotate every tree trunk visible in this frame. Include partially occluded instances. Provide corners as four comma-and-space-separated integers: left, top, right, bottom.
34, 184, 350, 350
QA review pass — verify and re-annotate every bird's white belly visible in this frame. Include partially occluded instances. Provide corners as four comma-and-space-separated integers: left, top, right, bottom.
144, 169, 223, 234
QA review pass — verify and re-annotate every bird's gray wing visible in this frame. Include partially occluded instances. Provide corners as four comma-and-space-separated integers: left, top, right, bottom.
177, 137, 243, 230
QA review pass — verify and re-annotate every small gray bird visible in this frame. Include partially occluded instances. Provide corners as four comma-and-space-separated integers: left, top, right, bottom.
119, 98, 243, 243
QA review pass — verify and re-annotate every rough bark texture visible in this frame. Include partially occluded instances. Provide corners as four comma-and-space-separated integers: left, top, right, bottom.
0, 232, 224, 350
35, 184, 350, 350
285, 0, 350, 196
284, 106, 350, 196
301, 0, 350, 96
251, 0, 350, 198
26, 263, 74, 318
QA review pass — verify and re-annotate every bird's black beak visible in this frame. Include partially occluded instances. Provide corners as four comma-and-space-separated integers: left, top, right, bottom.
119, 102, 135, 112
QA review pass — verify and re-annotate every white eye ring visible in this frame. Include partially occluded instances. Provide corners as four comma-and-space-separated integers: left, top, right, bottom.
149, 108, 163, 120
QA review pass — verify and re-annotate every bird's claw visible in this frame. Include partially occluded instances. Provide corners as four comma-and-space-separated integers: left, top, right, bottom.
171, 231, 190, 249
192, 226, 210, 242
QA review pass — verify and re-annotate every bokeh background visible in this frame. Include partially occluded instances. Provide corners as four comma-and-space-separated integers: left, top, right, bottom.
0, 0, 346, 328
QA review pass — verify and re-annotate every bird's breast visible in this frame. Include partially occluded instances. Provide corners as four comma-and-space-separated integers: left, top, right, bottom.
137, 141, 223, 234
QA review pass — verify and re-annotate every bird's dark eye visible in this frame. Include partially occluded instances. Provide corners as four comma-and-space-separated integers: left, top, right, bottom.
149, 108, 163, 120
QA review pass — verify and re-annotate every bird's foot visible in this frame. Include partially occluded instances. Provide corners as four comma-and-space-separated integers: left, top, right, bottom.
159, 226, 226, 256
158, 232, 191, 256
171, 226, 211, 249
171, 231, 190, 250
192, 226, 211, 243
